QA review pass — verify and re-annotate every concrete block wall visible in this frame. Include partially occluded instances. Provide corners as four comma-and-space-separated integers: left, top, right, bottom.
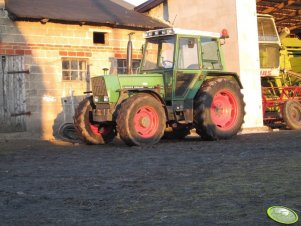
0, 9, 145, 139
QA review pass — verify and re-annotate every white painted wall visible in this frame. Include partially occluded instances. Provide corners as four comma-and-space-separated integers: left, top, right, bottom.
235, 0, 263, 128
165, 0, 239, 73
146, 0, 264, 129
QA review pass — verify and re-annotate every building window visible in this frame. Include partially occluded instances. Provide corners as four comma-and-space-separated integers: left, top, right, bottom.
117, 59, 141, 74
62, 58, 87, 81
93, 32, 106, 44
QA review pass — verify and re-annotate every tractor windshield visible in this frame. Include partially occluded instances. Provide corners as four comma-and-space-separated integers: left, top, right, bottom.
259, 43, 280, 68
257, 17, 279, 42
257, 15, 281, 71
142, 36, 175, 70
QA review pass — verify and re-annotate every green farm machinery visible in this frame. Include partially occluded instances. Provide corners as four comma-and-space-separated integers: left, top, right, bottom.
74, 28, 245, 146
258, 14, 301, 129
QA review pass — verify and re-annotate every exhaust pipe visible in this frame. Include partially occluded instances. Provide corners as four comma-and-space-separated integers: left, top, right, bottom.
127, 32, 135, 74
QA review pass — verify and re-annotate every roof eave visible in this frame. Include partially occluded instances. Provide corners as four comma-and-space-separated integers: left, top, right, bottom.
9, 17, 166, 30
134, 0, 164, 13
7, 12, 169, 30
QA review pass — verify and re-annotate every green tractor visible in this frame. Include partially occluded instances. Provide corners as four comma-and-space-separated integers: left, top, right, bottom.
74, 28, 245, 146
258, 14, 301, 129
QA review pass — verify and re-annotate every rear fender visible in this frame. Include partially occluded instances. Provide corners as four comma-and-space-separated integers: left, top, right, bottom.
205, 71, 243, 88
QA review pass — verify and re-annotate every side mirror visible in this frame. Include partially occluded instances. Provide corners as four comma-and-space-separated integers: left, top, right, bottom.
102, 68, 109, 75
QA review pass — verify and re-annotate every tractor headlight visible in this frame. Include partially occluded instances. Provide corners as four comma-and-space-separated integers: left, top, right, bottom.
94, 96, 99, 103
94, 95, 109, 103
103, 96, 109, 102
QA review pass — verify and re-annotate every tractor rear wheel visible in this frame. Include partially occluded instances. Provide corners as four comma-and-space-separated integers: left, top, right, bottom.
73, 97, 116, 144
282, 100, 301, 130
193, 78, 245, 140
116, 94, 166, 146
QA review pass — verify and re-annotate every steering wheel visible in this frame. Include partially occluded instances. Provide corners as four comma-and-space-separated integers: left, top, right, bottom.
162, 60, 173, 68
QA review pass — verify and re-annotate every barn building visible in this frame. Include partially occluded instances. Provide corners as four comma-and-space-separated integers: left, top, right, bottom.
0, 0, 167, 139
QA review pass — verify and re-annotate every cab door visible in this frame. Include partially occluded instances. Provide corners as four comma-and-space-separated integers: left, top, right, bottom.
172, 37, 201, 122
173, 37, 201, 98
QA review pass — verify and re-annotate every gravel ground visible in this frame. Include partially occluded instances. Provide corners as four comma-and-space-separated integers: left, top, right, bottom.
0, 130, 300, 226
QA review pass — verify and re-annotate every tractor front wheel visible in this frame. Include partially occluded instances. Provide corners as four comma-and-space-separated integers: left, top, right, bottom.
194, 78, 245, 140
116, 94, 166, 146
282, 100, 301, 130
73, 97, 116, 144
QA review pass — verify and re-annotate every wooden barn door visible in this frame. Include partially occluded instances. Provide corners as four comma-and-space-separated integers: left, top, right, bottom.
0, 55, 27, 132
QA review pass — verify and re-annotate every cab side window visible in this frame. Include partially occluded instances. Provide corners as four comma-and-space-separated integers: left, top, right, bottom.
177, 38, 199, 70
200, 37, 222, 70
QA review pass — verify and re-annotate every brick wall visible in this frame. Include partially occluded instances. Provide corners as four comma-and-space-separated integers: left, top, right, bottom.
0, 9, 145, 139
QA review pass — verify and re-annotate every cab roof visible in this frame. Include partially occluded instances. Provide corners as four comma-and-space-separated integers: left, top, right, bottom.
145, 28, 221, 39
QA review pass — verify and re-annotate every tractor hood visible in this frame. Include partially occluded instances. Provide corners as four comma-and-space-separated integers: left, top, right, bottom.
91, 74, 165, 104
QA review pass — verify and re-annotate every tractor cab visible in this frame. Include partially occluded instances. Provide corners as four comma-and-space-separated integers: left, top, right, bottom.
140, 28, 226, 104
257, 14, 281, 78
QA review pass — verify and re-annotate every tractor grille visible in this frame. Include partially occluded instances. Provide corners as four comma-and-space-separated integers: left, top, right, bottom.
91, 76, 107, 96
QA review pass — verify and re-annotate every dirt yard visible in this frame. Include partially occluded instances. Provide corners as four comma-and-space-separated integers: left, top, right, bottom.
0, 130, 300, 226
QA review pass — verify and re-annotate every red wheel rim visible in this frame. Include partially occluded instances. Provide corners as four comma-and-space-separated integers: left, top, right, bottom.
210, 89, 238, 130
90, 124, 113, 136
90, 124, 100, 135
134, 106, 159, 138
99, 125, 113, 136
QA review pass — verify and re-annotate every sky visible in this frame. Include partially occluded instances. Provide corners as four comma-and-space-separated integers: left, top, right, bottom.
124, 0, 147, 6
